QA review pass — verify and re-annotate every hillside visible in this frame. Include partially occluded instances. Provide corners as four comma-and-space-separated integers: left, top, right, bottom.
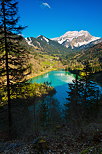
18, 37, 64, 80
25, 35, 72, 55
23, 32, 102, 74
0, 34, 64, 83
26, 52, 64, 80
76, 42, 102, 61
66, 42, 102, 73
1, 32, 102, 81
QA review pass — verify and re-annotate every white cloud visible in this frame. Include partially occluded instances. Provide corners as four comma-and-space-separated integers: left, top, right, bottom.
42, 2, 51, 9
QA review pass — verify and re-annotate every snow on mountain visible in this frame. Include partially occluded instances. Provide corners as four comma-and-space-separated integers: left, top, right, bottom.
78, 38, 102, 49
25, 31, 101, 51
51, 30, 100, 49
42, 36, 49, 43
37, 35, 49, 43
25, 37, 34, 47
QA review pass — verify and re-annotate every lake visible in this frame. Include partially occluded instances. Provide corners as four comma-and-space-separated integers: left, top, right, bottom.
28, 70, 102, 108
1, 70, 101, 137
28, 70, 76, 107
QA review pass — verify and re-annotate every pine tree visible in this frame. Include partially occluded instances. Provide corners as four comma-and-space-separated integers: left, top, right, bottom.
39, 100, 49, 128
65, 71, 83, 126
65, 61, 100, 125
0, 0, 29, 137
79, 61, 100, 120
80, 61, 98, 104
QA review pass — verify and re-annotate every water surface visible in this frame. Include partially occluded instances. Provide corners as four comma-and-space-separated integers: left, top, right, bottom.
29, 70, 75, 106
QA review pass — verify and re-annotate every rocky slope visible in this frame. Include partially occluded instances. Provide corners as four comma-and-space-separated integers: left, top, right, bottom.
25, 31, 102, 52
25, 35, 72, 55
52, 30, 101, 49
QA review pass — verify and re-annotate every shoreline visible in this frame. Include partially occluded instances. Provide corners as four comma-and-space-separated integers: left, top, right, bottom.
68, 69, 102, 86
25, 67, 65, 81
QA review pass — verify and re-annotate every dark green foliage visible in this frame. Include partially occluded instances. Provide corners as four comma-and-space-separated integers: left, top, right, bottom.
0, 82, 55, 105
0, 0, 29, 84
0, 0, 30, 137
66, 43, 102, 72
38, 100, 49, 128
65, 72, 83, 128
65, 61, 101, 125
80, 61, 100, 104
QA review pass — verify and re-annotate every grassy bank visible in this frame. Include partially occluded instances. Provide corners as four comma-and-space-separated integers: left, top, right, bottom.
25, 53, 64, 81
25, 68, 58, 81
0, 82, 56, 107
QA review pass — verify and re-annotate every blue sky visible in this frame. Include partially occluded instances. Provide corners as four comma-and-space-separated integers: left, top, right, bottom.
18, 0, 102, 38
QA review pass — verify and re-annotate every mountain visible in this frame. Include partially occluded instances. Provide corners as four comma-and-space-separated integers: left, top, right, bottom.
25, 31, 102, 53
76, 42, 102, 61
14, 36, 64, 79
77, 38, 102, 49
66, 42, 102, 73
25, 35, 72, 55
51, 30, 100, 49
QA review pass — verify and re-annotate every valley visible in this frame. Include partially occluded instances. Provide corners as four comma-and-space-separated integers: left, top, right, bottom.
0, 0, 102, 153
1, 29, 102, 100
22, 30, 102, 83
0, 29, 102, 153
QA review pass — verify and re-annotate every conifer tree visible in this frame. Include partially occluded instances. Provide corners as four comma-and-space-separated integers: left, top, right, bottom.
65, 61, 100, 124
0, 0, 29, 137
65, 71, 83, 123
80, 61, 97, 104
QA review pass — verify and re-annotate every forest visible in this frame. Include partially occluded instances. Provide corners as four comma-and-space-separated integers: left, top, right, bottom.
0, 0, 102, 153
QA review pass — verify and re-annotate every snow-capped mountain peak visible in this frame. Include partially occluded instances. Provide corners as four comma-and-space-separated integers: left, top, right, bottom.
37, 35, 49, 43
51, 30, 100, 48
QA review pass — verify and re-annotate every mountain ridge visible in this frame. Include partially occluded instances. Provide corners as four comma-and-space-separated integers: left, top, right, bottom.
25, 35, 72, 55
25, 30, 102, 51
51, 30, 101, 49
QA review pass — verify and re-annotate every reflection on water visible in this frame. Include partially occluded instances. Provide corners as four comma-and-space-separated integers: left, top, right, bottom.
29, 70, 75, 106
1, 71, 102, 138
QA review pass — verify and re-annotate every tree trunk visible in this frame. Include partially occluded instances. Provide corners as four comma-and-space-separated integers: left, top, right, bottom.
2, 1, 12, 138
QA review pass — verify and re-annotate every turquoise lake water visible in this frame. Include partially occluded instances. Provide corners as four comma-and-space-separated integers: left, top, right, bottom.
28, 70, 76, 106
28, 70, 102, 109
